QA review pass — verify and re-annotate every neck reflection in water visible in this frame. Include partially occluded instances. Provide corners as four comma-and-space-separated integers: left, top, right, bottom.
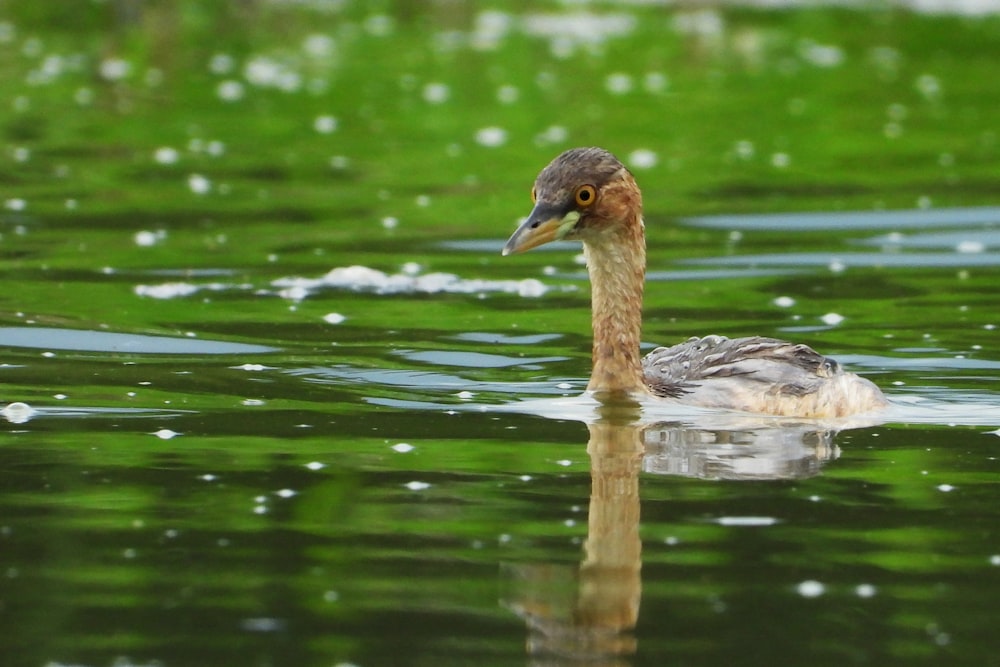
501, 406, 840, 664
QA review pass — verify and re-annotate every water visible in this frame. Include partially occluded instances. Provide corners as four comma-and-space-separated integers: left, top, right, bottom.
1, 2, 999, 666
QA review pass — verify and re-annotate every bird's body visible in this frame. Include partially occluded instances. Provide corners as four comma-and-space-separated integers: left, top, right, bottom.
503, 147, 886, 418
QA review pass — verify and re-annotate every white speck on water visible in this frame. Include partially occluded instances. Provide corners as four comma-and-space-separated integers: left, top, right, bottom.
519, 474, 532, 482
153, 429, 179, 440
323, 590, 340, 603
391, 443, 414, 453
329, 155, 350, 170
915, 73, 941, 100
828, 259, 847, 273
323, 312, 347, 325
771, 152, 791, 168
99, 57, 131, 81
917, 195, 933, 209
405, 481, 431, 491
303, 33, 335, 58
305, 461, 326, 471
188, 174, 211, 195
937, 484, 955, 492
664, 536, 680, 545
12, 146, 29, 163
855, 583, 877, 598
563, 519, 576, 528
415, 194, 431, 207
797, 580, 825, 598
556, 382, 573, 390
475, 126, 507, 147
206, 140, 225, 157
1, 402, 34, 424
422, 81, 450, 104
989, 554, 1000, 566
644, 71, 669, 92
123, 548, 137, 559
714, 516, 779, 527
734, 140, 755, 160
381, 216, 398, 230
456, 390, 475, 400
364, 13, 395, 37
535, 124, 568, 145
555, 459, 572, 467
773, 296, 796, 308
627, 148, 658, 169
253, 504, 268, 515
134, 230, 164, 247
4, 198, 26, 211
199, 474, 217, 481
134, 282, 201, 299
956, 240, 985, 253
216, 79, 245, 101
43, 353, 57, 360
809, 495, 822, 502
821, 312, 845, 326
241, 398, 265, 406
314, 115, 338, 134
153, 146, 179, 165
799, 40, 844, 68
496, 84, 519, 104
53, 393, 67, 399
209, 53, 234, 74
236, 363, 267, 371
605, 72, 633, 95
276, 489, 296, 498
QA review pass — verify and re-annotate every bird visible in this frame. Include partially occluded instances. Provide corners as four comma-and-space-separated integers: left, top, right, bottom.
502, 147, 887, 418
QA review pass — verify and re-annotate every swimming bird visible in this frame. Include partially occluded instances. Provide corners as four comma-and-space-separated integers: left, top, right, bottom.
502, 147, 886, 418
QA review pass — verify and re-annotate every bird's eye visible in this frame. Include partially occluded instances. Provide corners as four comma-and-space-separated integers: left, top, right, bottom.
530, 187, 537, 203
575, 185, 597, 207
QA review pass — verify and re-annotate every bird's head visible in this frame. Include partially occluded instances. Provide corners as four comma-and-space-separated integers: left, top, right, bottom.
502, 147, 642, 256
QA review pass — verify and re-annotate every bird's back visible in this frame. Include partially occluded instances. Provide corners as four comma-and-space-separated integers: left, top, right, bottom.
642, 335, 886, 418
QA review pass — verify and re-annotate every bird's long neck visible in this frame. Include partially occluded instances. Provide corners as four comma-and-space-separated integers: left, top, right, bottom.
583, 212, 647, 399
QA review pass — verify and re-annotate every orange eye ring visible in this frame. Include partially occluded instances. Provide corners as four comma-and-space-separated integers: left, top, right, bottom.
530, 186, 537, 203
575, 184, 597, 207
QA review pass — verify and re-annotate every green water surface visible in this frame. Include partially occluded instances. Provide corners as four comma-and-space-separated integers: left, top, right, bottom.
1, 2, 999, 666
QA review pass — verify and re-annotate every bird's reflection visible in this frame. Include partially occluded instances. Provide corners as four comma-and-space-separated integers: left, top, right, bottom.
502, 404, 843, 665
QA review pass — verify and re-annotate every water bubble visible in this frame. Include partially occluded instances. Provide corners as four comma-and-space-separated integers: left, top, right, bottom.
475, 126, 507, 147
770, 152, 791, 168
323, 312, 346, 325
153, 146, 180, 165
915, 73, 941, 100
405, 481, 431, 491
216, 79, 245, 101
627, 149, 658, 170
209, 53, 234, 75
734, 140, 755, 160
99, 57, 131, 81
364, 14, 395, 37
821, 312, 845, 326
643, 71, 669, 93
153, 429, 180, 440
605, 72, 633, 95
773, 296, 796, 308
188, 174, 211, 194
314, 115, 338, 133
855, 583, 877, 598
796, 580, 825, 598
4, 198, 26, 211
422, 81, 450, 104
391, 443, 415, 453
1, 402, 34, 424
303, 34, 335, 58
496, 84, 519, 104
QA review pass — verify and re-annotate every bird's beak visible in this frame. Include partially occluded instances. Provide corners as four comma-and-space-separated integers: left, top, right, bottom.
502, 204, 580, 256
